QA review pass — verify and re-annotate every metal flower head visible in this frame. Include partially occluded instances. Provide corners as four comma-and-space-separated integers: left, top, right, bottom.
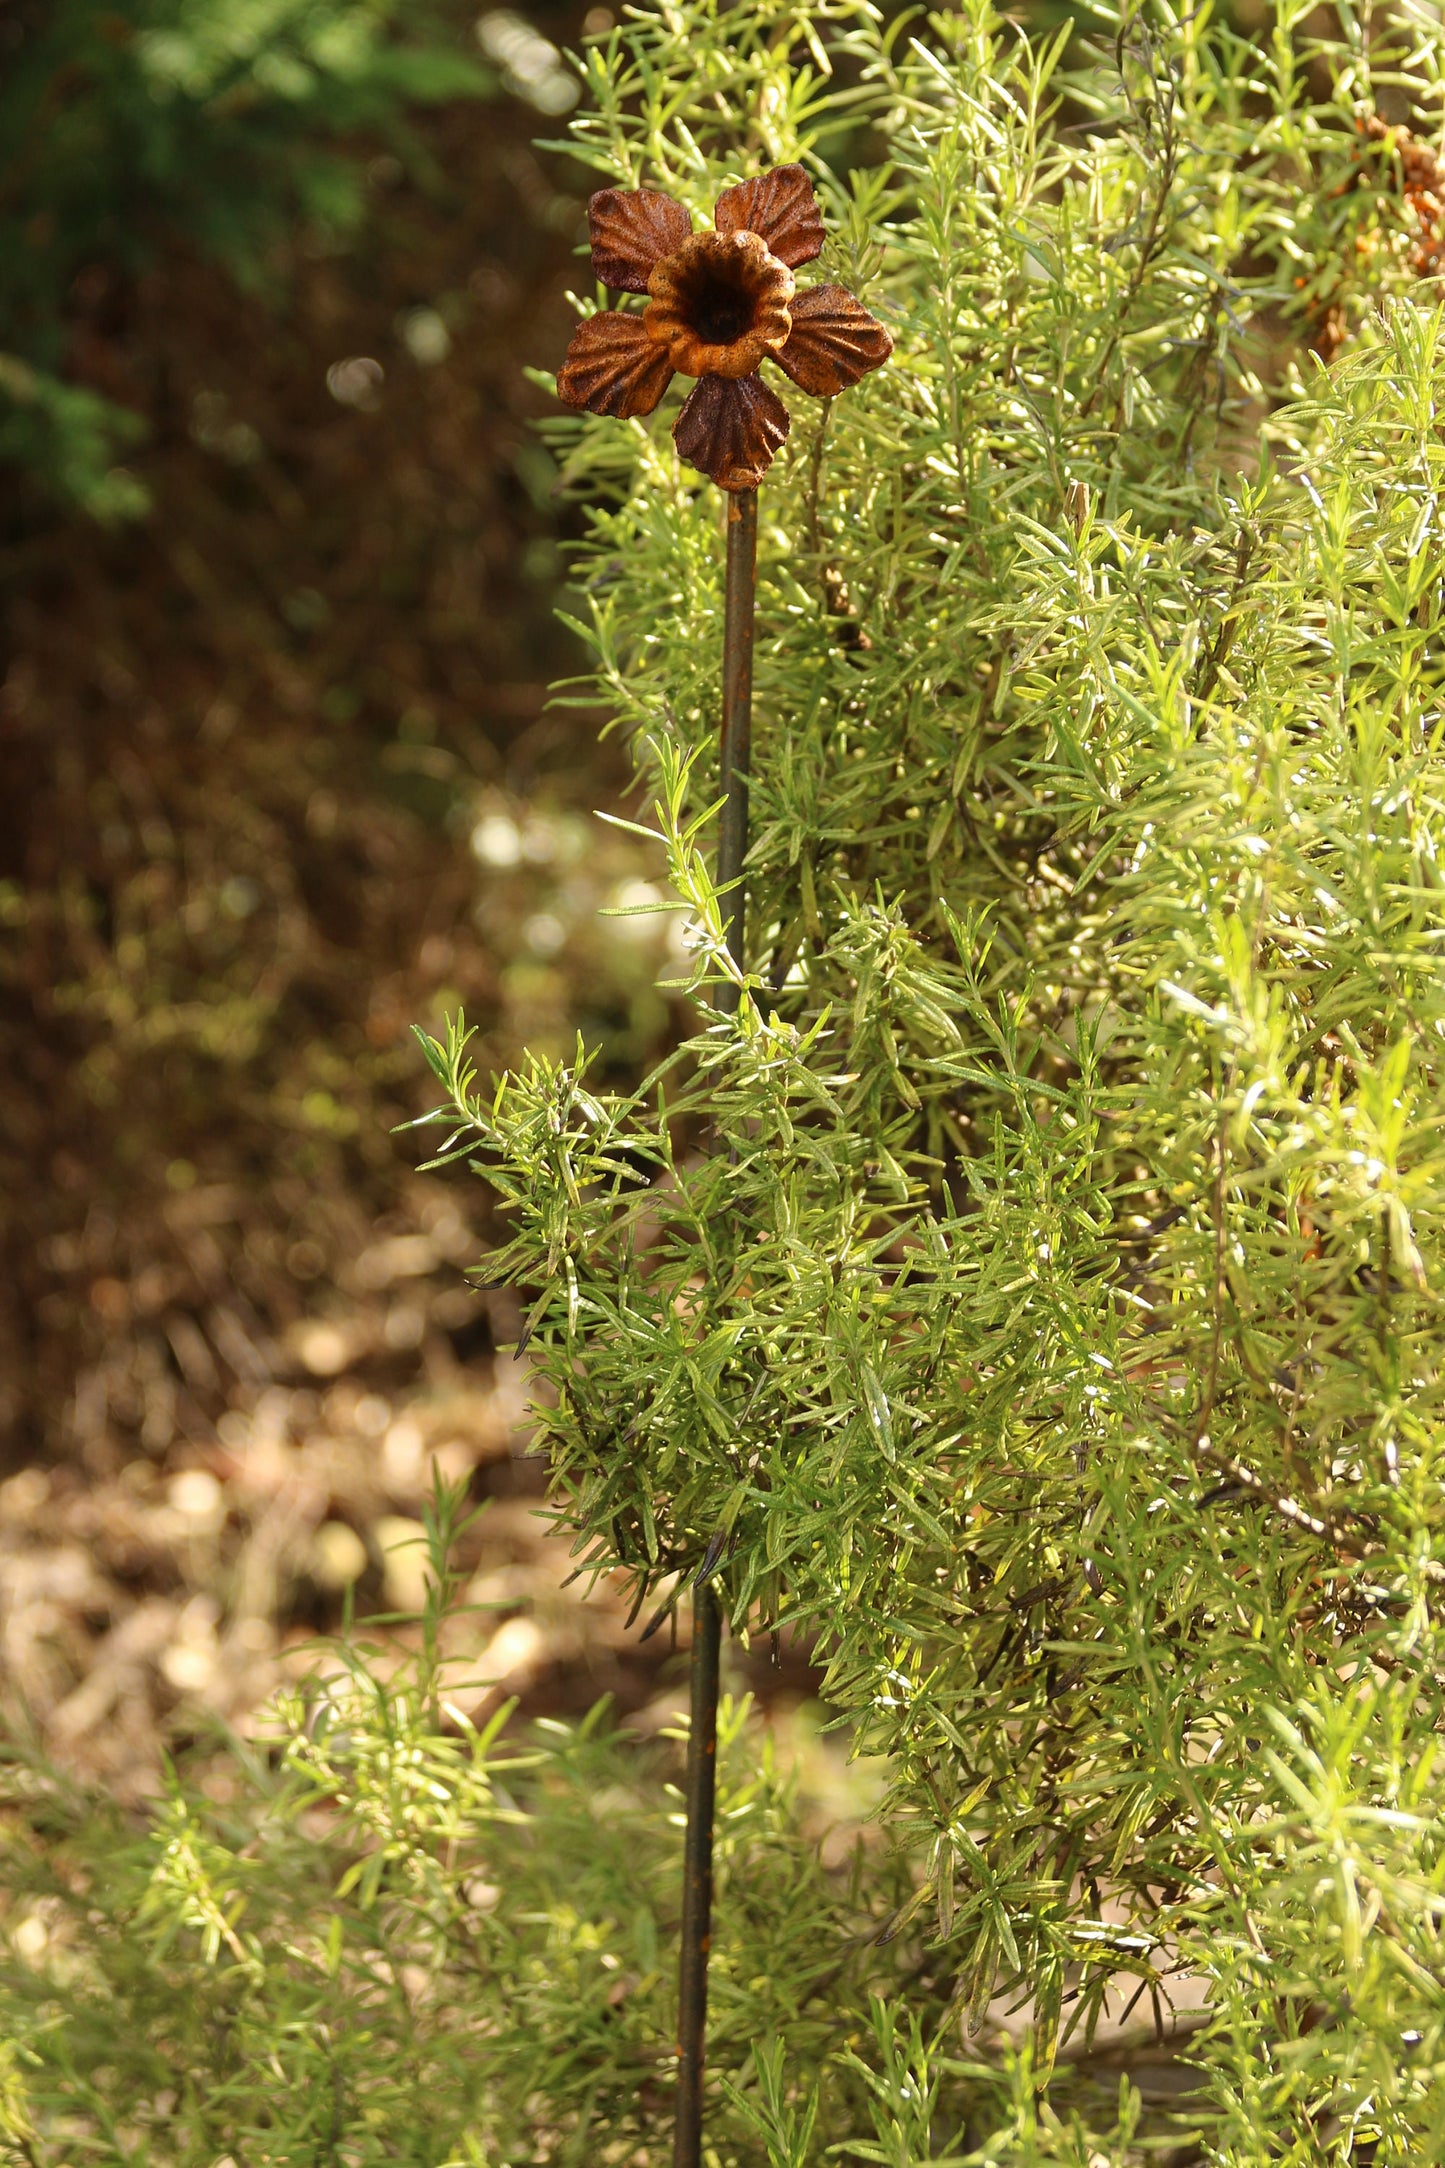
556, 165, 891, 491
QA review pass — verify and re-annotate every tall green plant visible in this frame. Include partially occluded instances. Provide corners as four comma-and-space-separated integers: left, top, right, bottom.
410, 0, 1445, 2155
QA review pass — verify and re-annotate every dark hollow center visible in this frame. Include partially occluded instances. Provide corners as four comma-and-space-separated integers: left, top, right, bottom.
684, 269, 756, 344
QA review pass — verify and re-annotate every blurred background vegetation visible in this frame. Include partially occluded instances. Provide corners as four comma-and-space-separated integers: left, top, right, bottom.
0, 0, 730, 1788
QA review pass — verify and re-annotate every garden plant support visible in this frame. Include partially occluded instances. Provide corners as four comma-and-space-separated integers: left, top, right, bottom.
556, 163, 889, 2162
671, 479, 754, 2165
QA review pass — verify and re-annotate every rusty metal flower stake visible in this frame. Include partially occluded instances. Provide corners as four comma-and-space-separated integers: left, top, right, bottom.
556, 164, 889, 2166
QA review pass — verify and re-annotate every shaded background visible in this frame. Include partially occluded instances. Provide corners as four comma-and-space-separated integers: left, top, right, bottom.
0, 0, 758, 1792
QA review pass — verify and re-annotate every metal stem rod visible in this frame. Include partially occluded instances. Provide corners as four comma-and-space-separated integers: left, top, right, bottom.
673, 1577, 721, 2168
673, 485, 757, 2168
717, 488, 756, 995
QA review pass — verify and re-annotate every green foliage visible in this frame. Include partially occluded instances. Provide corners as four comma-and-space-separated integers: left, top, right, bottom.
0, 0, 495, 515
407, 0, 1445, 2155
0, 1482, 963, 2165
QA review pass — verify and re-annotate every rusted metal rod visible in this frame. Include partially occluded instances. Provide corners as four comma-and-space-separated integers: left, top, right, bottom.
673, 485, 757, 2168
673, 1577, 721, 2168
717, 488, 756, 992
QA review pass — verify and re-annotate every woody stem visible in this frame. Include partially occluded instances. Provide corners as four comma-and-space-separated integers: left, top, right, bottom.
673, 485, 756, 2168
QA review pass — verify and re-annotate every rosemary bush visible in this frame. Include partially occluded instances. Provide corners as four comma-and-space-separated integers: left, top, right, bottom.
414, 0, 1445, 2155
10, 0, 1445, 2160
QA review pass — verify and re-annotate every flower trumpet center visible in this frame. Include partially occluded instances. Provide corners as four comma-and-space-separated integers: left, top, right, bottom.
688, 276, 753, 345
644, 230, 795, 382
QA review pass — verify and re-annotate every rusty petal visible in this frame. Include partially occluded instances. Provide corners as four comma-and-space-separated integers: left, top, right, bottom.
556, 312, 675, 419
588, 186, 693, 293
774, 284, 893, 396
672, 373, 790, 492
714, 165, 824, 269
